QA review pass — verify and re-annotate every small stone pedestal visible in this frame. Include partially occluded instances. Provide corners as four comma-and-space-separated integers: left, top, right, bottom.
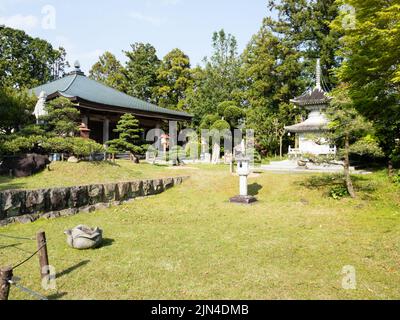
229, 195, 257, 204
229, 157, 257, 205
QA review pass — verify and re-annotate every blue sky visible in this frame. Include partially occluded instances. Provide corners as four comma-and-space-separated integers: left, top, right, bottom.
0, 0, 272, 73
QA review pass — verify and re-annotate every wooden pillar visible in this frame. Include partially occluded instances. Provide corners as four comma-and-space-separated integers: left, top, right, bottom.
103, 119, 110, 145
0, 267, 13, 300
36, 232, 49, 280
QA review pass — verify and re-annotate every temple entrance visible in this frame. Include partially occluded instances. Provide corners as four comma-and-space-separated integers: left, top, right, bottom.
88, 120, 104, 144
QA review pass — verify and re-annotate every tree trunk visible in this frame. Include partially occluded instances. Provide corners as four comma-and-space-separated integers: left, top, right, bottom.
344, 135, 356, 198
388, 160, 394, 179
279, 136, 283, 159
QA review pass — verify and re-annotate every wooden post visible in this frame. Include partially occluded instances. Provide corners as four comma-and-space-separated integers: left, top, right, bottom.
0, 266, 13, 300
36, 232, 49, 280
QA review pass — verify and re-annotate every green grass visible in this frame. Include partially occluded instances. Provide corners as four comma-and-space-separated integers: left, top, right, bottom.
0, 164, 399, 300
0, 160, 193, 191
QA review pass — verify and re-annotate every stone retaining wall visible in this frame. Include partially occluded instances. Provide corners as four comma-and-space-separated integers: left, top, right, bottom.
0, 176, 189, 226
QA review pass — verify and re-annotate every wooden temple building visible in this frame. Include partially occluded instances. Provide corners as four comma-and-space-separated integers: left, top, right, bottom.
32, 62, 193, 144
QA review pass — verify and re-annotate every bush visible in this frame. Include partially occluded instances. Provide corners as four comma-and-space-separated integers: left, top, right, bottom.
69, 138, 105, 158
42, 137, 73, 154
329, 185, 349, 200
1, 135, 47, 155
392, 171, 400, 186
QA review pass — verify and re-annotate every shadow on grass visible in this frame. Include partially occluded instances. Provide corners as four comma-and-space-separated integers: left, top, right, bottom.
56, 260, 90, 279
47, 292, 68, 300
298, 174, 377, 194
248, 183, 263, 196
101, 238, 115, 248
0, 176, 27, 191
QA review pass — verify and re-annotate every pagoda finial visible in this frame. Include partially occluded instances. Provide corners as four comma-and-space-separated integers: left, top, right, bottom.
316, 58, 322, 90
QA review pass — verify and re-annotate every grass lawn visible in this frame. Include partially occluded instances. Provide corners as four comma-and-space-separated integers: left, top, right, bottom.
0, 163, 399, 300
0, 160, 193, 191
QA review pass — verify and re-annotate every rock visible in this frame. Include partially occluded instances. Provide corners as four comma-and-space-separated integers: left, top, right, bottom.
130, 181, 143, 197
80, 205, 97, 213
163, 178, 174, 190
1, 190, 26, 217
67, 156, 79, 163
49, 188, 69, 211
153, 179, 164, 194
69, 186, 89, 208
142, 180, 154, 196
116, 182, 131, 201
15, 214, 38, 224
88, 185, 104, 205
173, 177, 183, 185
25, 189, 49, 214
104, 183, 118, 202
0, 154, 50, 178
300, 198, 309, 205
42, 211, 61, 220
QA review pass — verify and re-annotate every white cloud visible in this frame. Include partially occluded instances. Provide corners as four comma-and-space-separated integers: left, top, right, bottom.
0, 14, 39, 30
129, 11, 166, 26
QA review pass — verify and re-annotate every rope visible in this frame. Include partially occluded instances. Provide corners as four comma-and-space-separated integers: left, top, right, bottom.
11, 242, 47, 270
8, 280, 48, 300
0, 234, 35, 241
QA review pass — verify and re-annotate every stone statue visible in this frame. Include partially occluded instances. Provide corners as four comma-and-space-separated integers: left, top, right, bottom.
33, 91, 48, 123
64, 225, 103, 250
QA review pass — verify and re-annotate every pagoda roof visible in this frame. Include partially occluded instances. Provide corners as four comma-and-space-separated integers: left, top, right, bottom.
31, 70, 193, 121
290, 87, 332, 107
285, 113, 329, 133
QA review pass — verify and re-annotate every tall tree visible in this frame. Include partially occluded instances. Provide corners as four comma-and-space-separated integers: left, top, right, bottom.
89, 51, 127, 92
0, 26, 67, 88
325, 85, 383, 198
183, 30, 241, 124
267, 0, 341, 88
154, 49, 193, 111
124, 43, 160, 103
332, 0, 400, 171
240, 19, 304, 156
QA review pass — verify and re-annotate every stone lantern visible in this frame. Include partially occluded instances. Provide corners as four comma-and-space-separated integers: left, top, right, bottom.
230, 157, 257, 204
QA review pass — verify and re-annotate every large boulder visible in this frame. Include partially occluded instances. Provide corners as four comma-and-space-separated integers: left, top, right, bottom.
0, 154, 50, 178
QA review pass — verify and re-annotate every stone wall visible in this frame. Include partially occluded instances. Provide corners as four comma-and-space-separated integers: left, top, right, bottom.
0, 176, 189, 226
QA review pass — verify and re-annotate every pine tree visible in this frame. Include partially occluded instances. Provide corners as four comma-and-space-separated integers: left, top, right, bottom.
42, 97, 81, 137
107, 114, 144, 161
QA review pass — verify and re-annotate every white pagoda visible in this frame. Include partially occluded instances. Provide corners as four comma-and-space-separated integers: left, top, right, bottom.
285, 59, 336, 157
